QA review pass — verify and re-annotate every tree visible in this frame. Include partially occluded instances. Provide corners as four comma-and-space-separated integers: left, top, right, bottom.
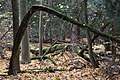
71, 0, 80, 54
83, 0, 99, 68
39, 0, 43, 55
8, 0, 21, 75
104, 0, 120, 64
20, 0, 30, 64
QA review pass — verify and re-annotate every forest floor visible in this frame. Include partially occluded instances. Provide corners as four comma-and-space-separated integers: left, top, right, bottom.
0, 43, 120, 80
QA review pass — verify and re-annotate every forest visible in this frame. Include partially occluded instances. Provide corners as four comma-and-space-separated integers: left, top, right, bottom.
0, 0, 120, 80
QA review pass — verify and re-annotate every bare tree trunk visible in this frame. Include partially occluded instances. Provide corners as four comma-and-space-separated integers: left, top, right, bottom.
111, 23, 116, 64
83, 0, 99, 68
39, 0, 43, 55
50, 21, 53, 45
8, 0, 21, 75
61, 21, 66, 41
71, 0, 80, 52
20, 0, 30, 64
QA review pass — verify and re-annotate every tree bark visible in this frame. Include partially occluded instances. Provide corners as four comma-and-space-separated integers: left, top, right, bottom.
39, 0, 43, 55
20, 0, 30, 64
8, 0, 20, 75
71, 0, 80, 55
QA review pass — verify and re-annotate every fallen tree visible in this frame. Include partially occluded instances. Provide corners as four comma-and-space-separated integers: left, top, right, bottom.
8, 5, 120, 75
30, 44, 90, 61
30, 44, 65, 55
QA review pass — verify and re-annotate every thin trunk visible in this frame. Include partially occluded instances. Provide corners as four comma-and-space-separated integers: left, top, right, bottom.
111, 24, 116, 64
61, 21, 66, 41
83, 0, 99, 68
39, 0, 43, 55
50, 24, 53, 45
71, 0, 80, 50
8, 0, 20, 75
71, 25, 79, 44
20, 0, 30, 64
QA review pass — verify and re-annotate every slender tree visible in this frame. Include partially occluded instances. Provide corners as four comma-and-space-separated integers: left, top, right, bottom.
83, 0, 99, 68
20, 0, 30, 64
39, 0, 43, 55
71, 0, 80, 53
8, 0, 21, 75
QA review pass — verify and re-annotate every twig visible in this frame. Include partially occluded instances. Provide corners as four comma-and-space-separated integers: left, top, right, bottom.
62, 57, 91, 67
31, 56, 57, 66
89, 70, 97, 80
0, 26, 12, 40
26, 68, 68, 72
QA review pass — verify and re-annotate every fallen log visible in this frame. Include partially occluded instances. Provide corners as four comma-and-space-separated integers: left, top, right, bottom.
26, 68, 69, 72
30, 44, 90, 62
30, 44, 65, 55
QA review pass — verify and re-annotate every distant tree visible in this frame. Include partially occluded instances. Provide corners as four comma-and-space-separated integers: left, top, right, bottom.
71, 0, 80, 53
104, 0, 120, 35
104, 0, 120, 64
20, 0, 30, 64
39, 0, 43, 55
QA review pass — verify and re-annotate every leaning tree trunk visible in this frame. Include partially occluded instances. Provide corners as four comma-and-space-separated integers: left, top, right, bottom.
8, 5, 120, 75
83, 0, 99, 68
8, 0, 21, 75
20, 0, 30, 64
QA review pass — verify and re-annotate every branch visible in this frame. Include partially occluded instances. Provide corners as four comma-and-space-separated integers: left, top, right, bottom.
91, 22, 110, 42
26, 68, 68, 72
31, 56, 57, 66
80, 22, 111, 55
0, 26, 12, 40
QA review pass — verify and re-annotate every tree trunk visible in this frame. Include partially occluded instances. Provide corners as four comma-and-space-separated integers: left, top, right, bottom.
71, 0, 80, 53
20, 0, 30, 64
8, 0, 20, 75
39, 0, 43, 55
61, 21, 66, 41
83, 0, 99, 68
50, 22, 53, 45
111, 23, 116, 64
